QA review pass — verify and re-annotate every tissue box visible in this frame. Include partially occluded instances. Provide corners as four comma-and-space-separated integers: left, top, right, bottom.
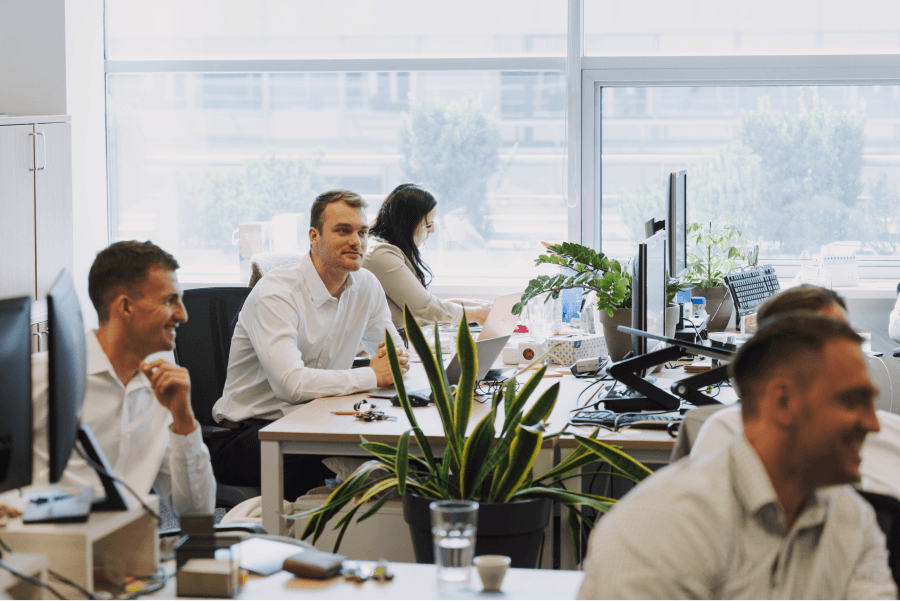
548, 334, 607, 365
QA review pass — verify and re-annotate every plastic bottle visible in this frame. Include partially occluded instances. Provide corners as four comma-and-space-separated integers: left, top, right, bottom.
691, 297, 708, 319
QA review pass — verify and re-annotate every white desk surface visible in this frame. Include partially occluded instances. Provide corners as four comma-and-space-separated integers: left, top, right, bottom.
154, 561, 584, 600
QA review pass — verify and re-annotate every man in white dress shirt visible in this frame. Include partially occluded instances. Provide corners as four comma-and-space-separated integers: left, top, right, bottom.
578, 314, 895, 599
31, 241, 215, 516
692, 285, 900, 501
211, 189, 409, 500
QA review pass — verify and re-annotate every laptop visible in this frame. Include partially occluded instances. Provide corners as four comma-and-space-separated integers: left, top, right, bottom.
477, 292, 523, 341
368, 334, 512, 398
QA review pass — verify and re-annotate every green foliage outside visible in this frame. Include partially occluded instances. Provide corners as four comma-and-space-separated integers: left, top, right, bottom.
181, 150, 325, 249
684, 219, 748, 290
613, 88, 895, 257
399, 95, 506, 236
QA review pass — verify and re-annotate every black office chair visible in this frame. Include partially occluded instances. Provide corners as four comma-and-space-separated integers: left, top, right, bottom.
859, 490, 900, 588
174, 286, 258, 509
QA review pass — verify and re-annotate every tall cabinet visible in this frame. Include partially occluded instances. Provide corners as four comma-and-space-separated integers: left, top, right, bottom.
0, 115, 73, 350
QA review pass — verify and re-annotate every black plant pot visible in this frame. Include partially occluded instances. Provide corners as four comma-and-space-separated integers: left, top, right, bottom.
402, 493, 552, 569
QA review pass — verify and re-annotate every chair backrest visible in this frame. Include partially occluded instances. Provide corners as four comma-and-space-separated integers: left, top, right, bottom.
669, 404, 730, 463
859, 490, 900, 589
249, 252, 304, 288
173, 287, 252, 428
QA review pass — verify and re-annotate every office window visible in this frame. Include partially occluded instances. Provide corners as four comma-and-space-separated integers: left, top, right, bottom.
107, 71, 566, 283
105, 0, 567, 59
601, 85, 900, 262
585, 0, 900, 56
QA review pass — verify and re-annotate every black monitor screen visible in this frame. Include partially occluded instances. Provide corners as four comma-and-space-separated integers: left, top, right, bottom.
668, 170, 687, 279
0, 296, 33, 494
47, 270, 87, 483
632, 231, 667, 357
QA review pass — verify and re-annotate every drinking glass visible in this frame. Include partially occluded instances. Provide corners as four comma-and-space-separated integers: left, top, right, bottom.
430, 500, 478, 582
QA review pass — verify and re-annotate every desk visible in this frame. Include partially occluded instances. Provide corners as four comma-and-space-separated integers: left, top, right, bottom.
258, 362, 691, 536
153, 561, 584, 599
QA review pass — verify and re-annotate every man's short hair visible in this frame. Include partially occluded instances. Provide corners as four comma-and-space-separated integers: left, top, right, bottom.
756, 284, 847, 324
728, 313, 862, 419
309, 189, 367, 233
88, 240, 179, 323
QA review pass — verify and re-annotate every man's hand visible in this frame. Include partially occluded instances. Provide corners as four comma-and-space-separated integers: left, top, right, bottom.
370, 341, 409, 387
140, 359, 197, 436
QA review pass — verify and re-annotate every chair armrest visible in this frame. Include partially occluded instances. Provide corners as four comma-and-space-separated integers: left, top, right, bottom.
201, 424, 234, 439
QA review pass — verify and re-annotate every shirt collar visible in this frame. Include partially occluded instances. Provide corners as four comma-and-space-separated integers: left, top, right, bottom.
300, 253, 356, 307
87, 329, 151, 388
732, 434, 829, 529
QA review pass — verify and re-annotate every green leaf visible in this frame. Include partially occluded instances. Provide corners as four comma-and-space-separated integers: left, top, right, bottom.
455, 314, 477, 444
573, 435, 653, 482
520, 382, 559, 427
396, 430, 410, 496
492, 425, 543, 503
460, 407, 497, 498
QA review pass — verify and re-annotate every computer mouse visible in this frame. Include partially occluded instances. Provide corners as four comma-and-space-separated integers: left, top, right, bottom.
390, 392, 432, 407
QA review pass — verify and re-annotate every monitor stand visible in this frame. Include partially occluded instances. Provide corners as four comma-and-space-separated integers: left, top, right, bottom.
22, 424, 131, 524
606, 345, 687, 412
670, 364, 730, 406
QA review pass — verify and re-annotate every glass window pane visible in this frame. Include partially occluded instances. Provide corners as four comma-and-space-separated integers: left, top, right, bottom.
107, 71, 566, 284
586, 0, 900, 56
106, 0, 567, 59
602, 85, 900, 261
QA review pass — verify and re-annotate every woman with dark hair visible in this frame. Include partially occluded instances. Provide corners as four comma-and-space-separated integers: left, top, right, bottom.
363, 183, 491, 341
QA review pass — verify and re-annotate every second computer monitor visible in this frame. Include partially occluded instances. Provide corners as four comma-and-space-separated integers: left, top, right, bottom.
0, 296, 33, 494
47, 269, 87, 483
668, 170, 687, 279
632, 230, 667, 357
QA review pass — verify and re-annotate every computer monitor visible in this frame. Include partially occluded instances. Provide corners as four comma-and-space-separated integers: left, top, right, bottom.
47, 269, 86, 483
631, 230, 667, 357
667, 170, 687, 279
0, 296, 33, 495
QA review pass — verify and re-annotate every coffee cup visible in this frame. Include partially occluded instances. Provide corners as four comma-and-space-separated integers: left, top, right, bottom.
474, 555, 510, 592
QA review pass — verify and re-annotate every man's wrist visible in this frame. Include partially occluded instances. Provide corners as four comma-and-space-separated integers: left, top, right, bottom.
170, 407, 197, 435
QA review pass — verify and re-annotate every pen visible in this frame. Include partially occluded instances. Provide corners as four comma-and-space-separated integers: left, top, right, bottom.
333, 411, 360, 416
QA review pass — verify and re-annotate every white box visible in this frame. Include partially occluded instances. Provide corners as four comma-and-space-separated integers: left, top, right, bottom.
547, 334, 607, 365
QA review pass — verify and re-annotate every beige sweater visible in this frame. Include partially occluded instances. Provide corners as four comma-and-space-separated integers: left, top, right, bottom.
362, 240, 464, 333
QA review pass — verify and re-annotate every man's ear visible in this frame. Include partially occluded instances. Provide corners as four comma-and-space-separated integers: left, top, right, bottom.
762, 376, 798, 427
309, 226, 319, 250
109, 294, 132, 321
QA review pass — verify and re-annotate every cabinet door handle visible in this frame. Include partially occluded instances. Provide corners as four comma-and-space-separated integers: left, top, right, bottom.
28, 132, 37, 171
36, 131, 46, 170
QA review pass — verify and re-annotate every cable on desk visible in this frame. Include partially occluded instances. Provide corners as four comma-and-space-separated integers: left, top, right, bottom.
48, 569, 98, 600
75, 444, 161, 525
0, 536, 12, 554
0, 558, 67, 600
119, 567, 169, 600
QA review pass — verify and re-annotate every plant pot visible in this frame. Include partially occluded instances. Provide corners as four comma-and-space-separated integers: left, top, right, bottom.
665, 304, 681, 338
598, 308, 632, 362
403, 493, 552, 569
691, 286, 734, 332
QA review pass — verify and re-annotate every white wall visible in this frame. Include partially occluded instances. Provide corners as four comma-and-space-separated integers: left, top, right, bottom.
0, 0, 67, 115
64, 0, 108, 328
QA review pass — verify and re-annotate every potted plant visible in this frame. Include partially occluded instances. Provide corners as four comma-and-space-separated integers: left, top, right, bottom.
296, 305, 652, 567
684, 219, 748, 331
510, 243, 634, 361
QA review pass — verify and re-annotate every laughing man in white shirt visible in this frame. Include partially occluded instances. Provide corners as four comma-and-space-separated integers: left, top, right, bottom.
32, 241, 216, 516
578, 314, 895, 599
210, 189, 409, 501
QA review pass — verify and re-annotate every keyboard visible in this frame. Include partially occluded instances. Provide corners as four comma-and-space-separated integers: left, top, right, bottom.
571, 409, 682, 430
724, 264, 780, 318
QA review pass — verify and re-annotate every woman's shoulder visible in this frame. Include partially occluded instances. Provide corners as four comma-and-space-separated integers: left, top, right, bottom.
365, 240, 408, 265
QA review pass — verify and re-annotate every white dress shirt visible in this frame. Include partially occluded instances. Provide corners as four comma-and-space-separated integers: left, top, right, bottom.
890, 293, 900, 343
691, 404, 900, 500
213, 254, 400, 423
579, 435, 896, 600
30, 332, 216, 516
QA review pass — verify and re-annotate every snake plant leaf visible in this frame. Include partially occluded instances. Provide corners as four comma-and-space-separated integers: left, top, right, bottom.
385, 327, 440, 474
567, 505, 583, 565
502, 365, 546, 435
492, 425, 543, 503
574, 435, 654, 481
356, 492, 393, 523
331, 503, 361, 554
403, 307, 461, 473
512, 487, 615, 513
460, 406, 497, 498
521, 382, 559, 427
454, 314, 477, 444
396, 431, 410, 496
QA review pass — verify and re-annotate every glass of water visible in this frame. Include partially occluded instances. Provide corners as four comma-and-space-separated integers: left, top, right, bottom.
430, 500, 479, 582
